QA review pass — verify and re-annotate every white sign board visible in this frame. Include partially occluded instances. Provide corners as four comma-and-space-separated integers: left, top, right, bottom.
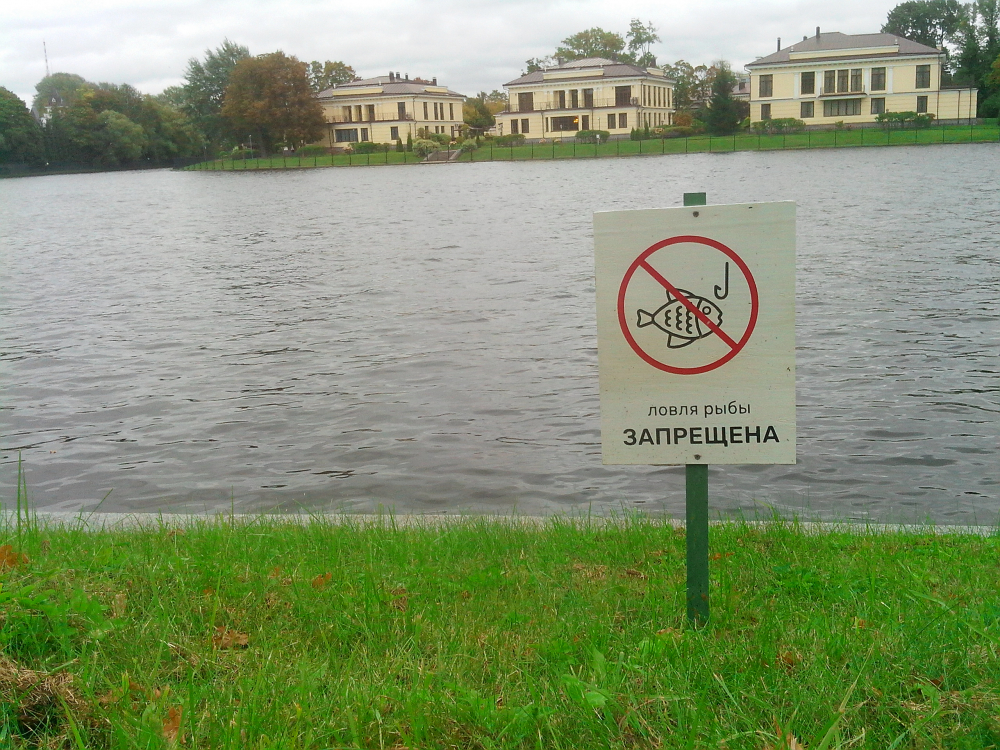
593, 201, 796, 465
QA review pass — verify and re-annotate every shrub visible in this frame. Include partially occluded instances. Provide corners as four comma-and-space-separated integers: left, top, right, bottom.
673, 111, 695, 127
353, 142, 390, 154
459, 139, 478, 153
412, 139, 439, 158
395, 139, 404, 153
493, 133, 526, 146
575, 130, 610, 143
750, 118, 805, 135
295, 144, 327, 156
657, 126, 697, 138
875, 111, 936, 129
427, 132, 451, 146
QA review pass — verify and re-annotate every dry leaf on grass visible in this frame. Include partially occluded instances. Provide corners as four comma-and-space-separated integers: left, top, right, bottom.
112, 592, 128, 618
766, 726, 807, 750
572, 563, 607, 581
312, 572, 332, 589
165, 528, 185, 539
0, 544, 28, 570
390, 586, 409, 611
0, 655, 87, 730
212, 626, 249, 649
777, 650, 799, 670
163, 705, 183, 741
623, 568, 648, 580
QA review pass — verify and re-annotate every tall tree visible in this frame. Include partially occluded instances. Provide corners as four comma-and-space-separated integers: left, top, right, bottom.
661, 60, 714, 111
523, 56, 556, 74
944, 0, 1000, 113
182, 39, 251, 147
627, 19, 661, 67
308, 61, 357, 92
555, 27, 628, 61
0, 87, 45, 165
463, 94, 495, 131
705, 62, 744, 135
221, 51, 325, 154
882, 0, 963, 50
32, 73, 90, 118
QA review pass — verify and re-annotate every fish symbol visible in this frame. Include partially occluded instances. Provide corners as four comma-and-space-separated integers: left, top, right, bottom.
636, 290, 724, 349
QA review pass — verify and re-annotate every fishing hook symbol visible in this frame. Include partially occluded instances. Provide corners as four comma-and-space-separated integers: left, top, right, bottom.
714, 262, 730, 300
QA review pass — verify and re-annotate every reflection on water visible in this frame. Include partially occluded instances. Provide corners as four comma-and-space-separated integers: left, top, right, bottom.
1, 144, 998, 522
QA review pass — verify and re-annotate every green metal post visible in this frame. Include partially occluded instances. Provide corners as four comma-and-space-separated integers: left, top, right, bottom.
682, 191, 710, 627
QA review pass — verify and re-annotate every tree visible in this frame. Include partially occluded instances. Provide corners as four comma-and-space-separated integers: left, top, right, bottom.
481, 90, 508, 114
662, 60, 714, 111
946, 0, 1000, 113
32, 73, 90, 118
182, 39, 251, 146
882, 0, 963, 50
221, 51, 325, 154
627, 19, 660, 67
463, 94, 495, 131
523, 56, 556, 74
705, 62, 744, 135
555, 27, 627, 61
0, 87, 44, 165
308, 61, 357, 92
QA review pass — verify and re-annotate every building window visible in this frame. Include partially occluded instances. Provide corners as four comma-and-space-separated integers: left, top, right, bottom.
449, 103, 454, 120
583, 88, 594, 107
916, 95, 928, 113
570, 89, 578, 108
850, 69, 863, 92
582, 114, 590, 130
607, 113, 616, 129
871, 67, 886, 91
916, 65, 931, 88
824, 70, 836, 94
521, 118, 529, 133
618, 112, 627, 129
615, 86, 632, 106
343, 106, 353, 122
517, 92, 534, 112
801, 71, 815, 95
360, 128, 369, 141
760, 103, 771, 120
759, 74, 773, 97
390, 126, 399, 140
551, 115, 579, 131
511, 119, 519, 134
334, 129, 358, 142
870, 98, 885, 115
397, 102, 407, 120
556, 90, 566, 109
823, 99, 861, 117
800, 101, 814, 118
837, 69, 849, 93
423, 102, 428, 119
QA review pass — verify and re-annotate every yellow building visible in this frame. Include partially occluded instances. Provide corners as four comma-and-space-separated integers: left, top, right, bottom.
316, 72, 466, 148
746, 30, 978, 125
498, 58, 675, 139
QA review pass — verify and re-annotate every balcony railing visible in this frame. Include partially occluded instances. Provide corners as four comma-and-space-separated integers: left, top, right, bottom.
817, 88, 867, 97
511, 97, 653, 113
326, 113, 416, 124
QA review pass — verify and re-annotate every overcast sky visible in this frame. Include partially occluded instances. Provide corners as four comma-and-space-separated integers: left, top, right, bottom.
2, 0, 901, 106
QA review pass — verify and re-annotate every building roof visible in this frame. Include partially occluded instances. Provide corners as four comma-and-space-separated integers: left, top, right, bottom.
746, 32, 941, 68
317, 76, 464, 98
504, 58, 669, 87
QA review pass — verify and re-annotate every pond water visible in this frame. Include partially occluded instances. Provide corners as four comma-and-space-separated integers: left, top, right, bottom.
1, 144, 998, 522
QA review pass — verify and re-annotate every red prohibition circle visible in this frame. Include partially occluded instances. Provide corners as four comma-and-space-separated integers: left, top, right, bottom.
617, 235, 759, 375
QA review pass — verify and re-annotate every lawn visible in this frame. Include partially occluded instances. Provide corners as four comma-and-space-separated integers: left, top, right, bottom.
3, 511, 1000, 749
186, 122, 1000, 172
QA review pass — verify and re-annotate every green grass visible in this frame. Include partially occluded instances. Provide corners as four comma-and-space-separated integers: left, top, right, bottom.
187, 122, 1000, 171
3, 507, 1000, 749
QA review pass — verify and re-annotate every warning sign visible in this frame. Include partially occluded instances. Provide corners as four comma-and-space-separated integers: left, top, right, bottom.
594, 202, 796, 465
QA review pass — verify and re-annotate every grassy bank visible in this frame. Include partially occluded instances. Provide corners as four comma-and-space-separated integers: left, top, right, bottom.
3, 513, 1000, 748
186, 121, 1000, 171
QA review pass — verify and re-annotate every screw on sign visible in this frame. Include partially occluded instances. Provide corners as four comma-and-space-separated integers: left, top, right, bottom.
617, 235, 759, 375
